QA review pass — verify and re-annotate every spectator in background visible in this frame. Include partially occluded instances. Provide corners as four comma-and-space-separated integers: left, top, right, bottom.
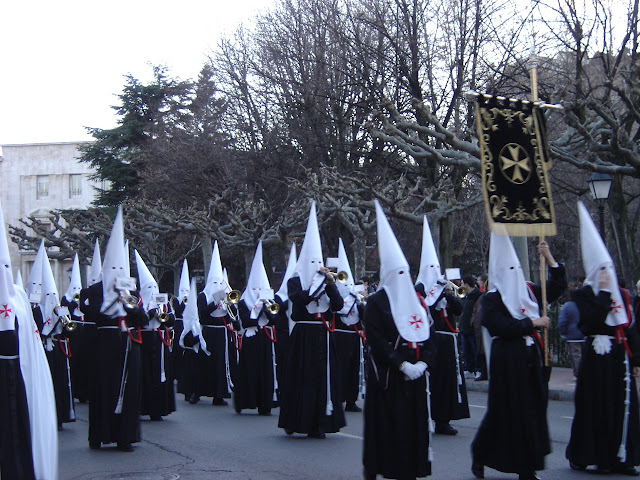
558, 298, 584, 379
472, 274, 489, 381
459, 275, 481, 377
634, 280, 640, 323
360, 276, 376, 295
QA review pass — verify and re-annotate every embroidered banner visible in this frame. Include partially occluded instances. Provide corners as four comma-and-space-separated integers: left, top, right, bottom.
475, 95, 556, 236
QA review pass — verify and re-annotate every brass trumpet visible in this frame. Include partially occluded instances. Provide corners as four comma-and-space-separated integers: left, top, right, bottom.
73, 293, 81, 302
226, 290, 241, 304
117, 289, 139, 309
182, 296, 188, 304
262, 299, 280, 314
60, 315, 77, 332
158, 311, 170, 323
444, 281, 467, 298
324, 271, 348, 283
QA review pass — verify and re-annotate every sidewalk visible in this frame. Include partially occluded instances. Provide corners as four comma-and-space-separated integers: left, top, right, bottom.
465, 366, 576, 401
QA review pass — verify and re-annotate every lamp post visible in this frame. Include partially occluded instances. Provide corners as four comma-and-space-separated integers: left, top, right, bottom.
587, 173, 613, 237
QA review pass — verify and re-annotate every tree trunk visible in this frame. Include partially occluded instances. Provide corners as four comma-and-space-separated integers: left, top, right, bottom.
201, 236, 213, 279
608, 178, 635, 287
351, 234, 366, 282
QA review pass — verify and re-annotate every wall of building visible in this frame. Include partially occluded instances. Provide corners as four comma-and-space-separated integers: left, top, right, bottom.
0, 142, 98, 292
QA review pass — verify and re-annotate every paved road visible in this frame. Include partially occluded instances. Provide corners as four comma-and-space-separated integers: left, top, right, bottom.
59, 390, 630, 480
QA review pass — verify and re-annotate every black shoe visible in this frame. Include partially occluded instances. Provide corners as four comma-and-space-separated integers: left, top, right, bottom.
212, 398, 228, 406
363, 468, 376, 480
435, 423, 458, 435
150, 415, 163, 421
258, 409, 271, 416
345, 402, 363, 412
471, 463, 484, 479
307, 432, 326, 439
569, 461, 586, 471
89, 441, 101, 450
188, 394, 200, 404
614, 465, 640, 476
117, 443, 134, 452
284, 429, 294, 435
518, 473, 540, 480
475, 374, 488, 381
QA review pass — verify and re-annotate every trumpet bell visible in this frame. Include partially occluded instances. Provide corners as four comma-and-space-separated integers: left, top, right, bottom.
61, 316, 77, 332
158, 312, 169, 323
227, 290, 241, 304
72, 293, 81, 302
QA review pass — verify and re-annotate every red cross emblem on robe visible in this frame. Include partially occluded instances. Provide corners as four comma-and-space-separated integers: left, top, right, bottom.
409, 314, 423, 329
0, 304, 11, 317
612, 301, 623, 314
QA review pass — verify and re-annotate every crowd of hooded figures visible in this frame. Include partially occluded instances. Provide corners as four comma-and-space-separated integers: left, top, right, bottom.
3, 198, 640, 480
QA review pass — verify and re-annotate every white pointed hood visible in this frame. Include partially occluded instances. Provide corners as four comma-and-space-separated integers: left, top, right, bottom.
0, 202, 17, 331
336, 238, 359, 325
180, 278, 209, 354
488, 232, 539, 321
63, 254, 82, 302
276, 242, 297, 302
88, 238, 102, 286
375, 201, 430, 342
124, 239, 131, 278
415, 215, 446, 306
293, 201, 329, 313
202, 241, 226, 306
101, 206, 128, 318
578, 201, 627, 326
26, 239, 46, 301
15, 269, 23, 289
135, 250, 159, 311
241, 241, 273, 322
39, 248, 61, 337
178, 259, 190, 302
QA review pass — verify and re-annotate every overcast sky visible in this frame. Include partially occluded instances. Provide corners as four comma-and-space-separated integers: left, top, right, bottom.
0, 0, 271, 146
1, 0, 630, 147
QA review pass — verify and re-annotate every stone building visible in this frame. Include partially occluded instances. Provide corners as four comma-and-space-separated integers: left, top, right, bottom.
0, 142, 99, 290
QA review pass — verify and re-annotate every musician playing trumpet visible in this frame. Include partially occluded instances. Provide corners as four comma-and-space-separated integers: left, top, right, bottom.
234, 241, 280, 416
195, 241, 240, 406
135, 251, 176, 422
278, 202, 346, 439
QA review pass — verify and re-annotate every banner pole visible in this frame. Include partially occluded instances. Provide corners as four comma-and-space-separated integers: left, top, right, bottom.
529, 55, 549, 367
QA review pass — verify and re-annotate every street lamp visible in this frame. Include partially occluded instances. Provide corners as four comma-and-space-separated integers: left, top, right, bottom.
587, 173, 613, 237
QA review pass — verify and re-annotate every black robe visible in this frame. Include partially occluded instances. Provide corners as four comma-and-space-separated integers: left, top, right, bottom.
38, 304, 76, 425
196, 292, 239, 399
273, 294, 290, 403
139, 306, 176, 418
363, 290, 435, 479
233, 301, 277, 413
0, 327, 35, 480
83, 282, 148, 447
416, 285, 469, 424
471, 264, 566, 475
566, 286, 640, 469
170, 297, 186, 384
63, 295, 94, 403
277, 276, 346, 434
335, 305, 364, 405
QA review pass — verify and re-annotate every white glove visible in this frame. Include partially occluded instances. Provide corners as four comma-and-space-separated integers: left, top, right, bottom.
244, 326, 258, 338
592, 334, 612, 355
400, 361, 425, 381
415, 361, 428, 376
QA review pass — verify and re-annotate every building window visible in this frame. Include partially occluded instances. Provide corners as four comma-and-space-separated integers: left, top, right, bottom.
37, 175, 49, 199
69, 174, 82, 198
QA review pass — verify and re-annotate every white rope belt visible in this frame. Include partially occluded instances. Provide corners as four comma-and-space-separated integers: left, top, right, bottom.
0, 355, 18, 359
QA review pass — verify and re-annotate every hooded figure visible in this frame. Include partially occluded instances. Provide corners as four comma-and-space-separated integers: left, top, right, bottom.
15, 269, 23, 289
415, 216, 446, 307
566, 201, 640, 475
0, 201, 58, 480
471, 232, 565, 480
278, 201, 346, 438
234, 241, 278, 415
195, 241, 236, 405
362, 200, 433, 480
273, 242, 297, 402
171, 259, 191, 388
333, 238, 365, 413
135, 250, 176, 421
26, 240, 45, 305
88, 239, 102, 287
88, 205, 147, 452
39, 247, 76, 427
61, 253, 91, 407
